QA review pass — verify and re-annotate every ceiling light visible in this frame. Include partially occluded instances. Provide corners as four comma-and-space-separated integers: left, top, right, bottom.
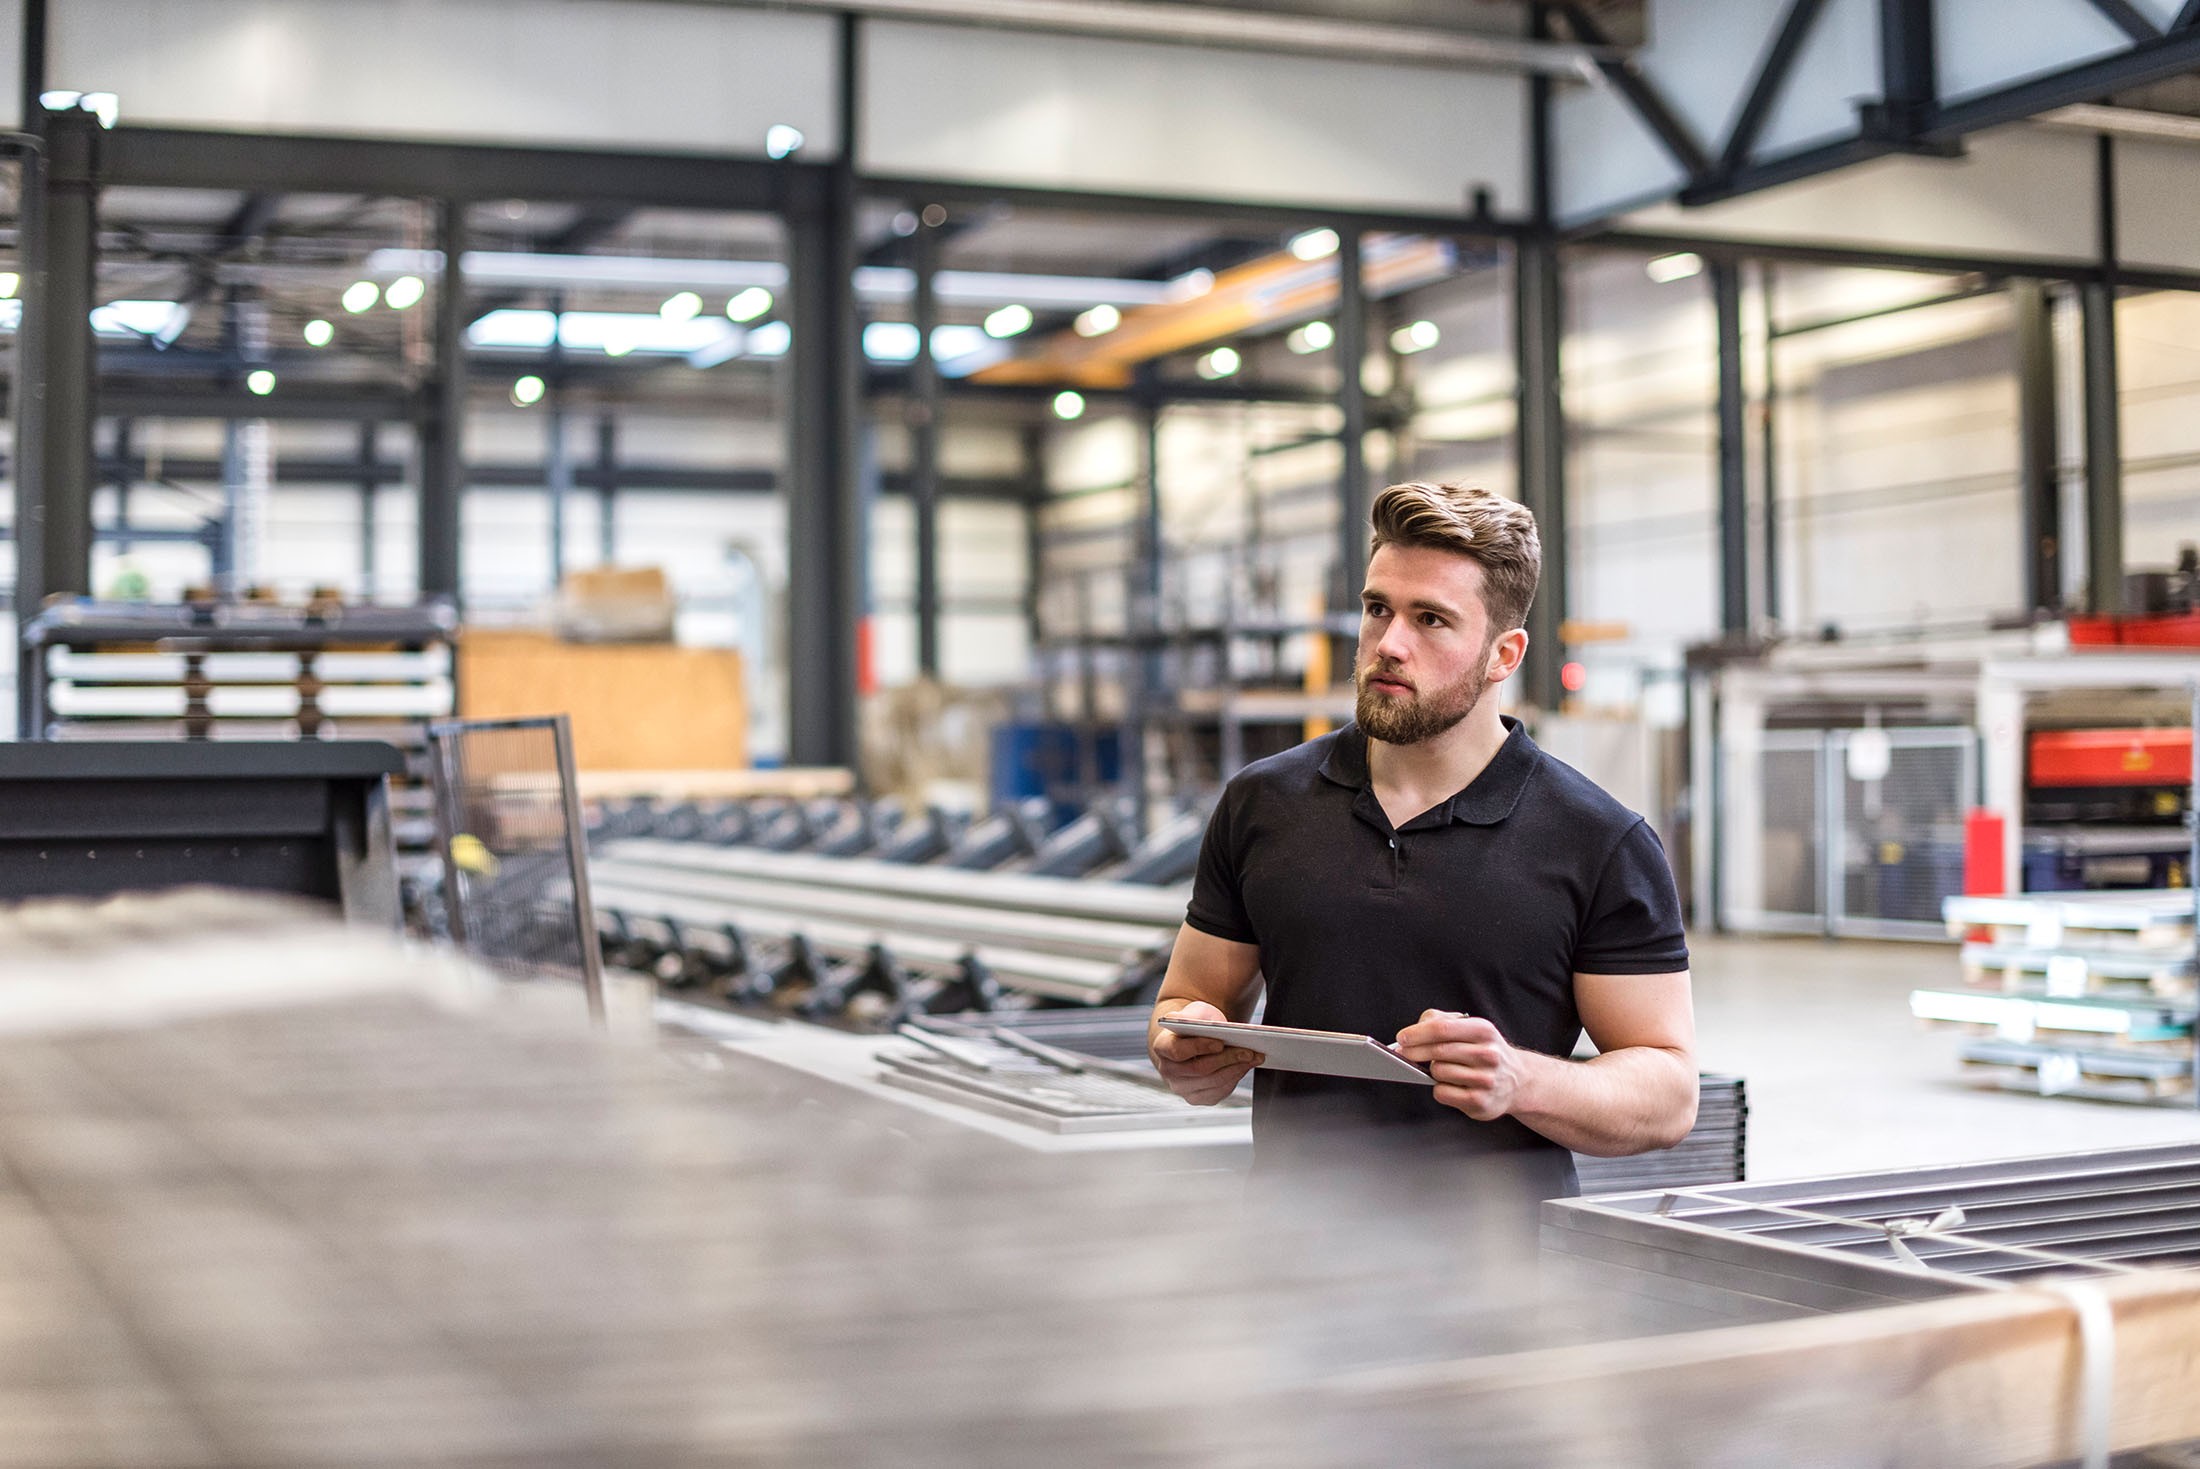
511, 374, 546, 407
984, 303, 1033, 339
1288, 320, 1334, 354
0, 272, 19, 300
246, 369, 276, 396
1197, 346, 1241, 380
90, 300, 189, 343
1390, 319, 1440, 354
660, 290, 702, 323
891, 211, 919, 237
342, 280, 380, 313
746, 321, 791, 357
1646, 252, 1703, 284
1289, 228, 1339, 261
1052, 390, 1086, 421
1075, 304, 1120, 337
302, 318, 334, 347
930, 325, 995, 367
384, 275, 426, 310
764, 124, 805, 159
1168, 268, 1215, 302
726, 286, 773, 323
81, 92, 118, 129
863, 321, 921, 362
38, 90, 81, 111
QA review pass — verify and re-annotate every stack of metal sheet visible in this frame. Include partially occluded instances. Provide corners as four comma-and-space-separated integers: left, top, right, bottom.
1545, 1141, 2200, 1331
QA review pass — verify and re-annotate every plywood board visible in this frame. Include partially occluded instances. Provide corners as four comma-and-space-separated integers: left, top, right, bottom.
457, 628, 746, 771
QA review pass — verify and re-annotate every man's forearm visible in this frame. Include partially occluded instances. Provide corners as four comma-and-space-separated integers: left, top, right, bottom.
1508, 1046, 1697, 1157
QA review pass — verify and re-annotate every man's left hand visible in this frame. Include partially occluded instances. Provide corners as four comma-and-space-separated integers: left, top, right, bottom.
1392, 1010, 1531, 1121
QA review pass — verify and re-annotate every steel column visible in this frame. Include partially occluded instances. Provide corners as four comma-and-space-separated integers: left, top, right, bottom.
1334, 229, 1370, 608
782, 169, 864, 768
1124, 392, 1163, 829
910, 216, 943, 678
419, 200, 467, 604
1713, 259, 1749, 635
1513, 239, 1567, 711
596, 414, 618, 564
1875, 0, 1937, 138
1021, 424, 1046, 649
546, 399, 571, 588
358, 422, 379, 598
2082, 138, 2124, 615
1759, 264, 1782, 629
2012, 279, 2063, 615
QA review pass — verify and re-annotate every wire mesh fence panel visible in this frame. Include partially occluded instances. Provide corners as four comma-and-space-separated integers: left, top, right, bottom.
1833, 729, 1976, 939
427, 716, 604, 1017
1719, 732, 1825, 933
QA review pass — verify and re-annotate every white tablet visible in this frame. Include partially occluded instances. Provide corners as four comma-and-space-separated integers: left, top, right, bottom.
1159, 1016, 1435, 1086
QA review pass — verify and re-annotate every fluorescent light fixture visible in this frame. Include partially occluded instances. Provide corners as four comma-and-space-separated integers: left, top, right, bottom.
661, 290, 702, 323
467, 307, 737, 357
1290, 228, 1340, 261
1168, 268, 1216, 302
511, 374, 546, 406
246, 369, 276, 396
746, 320, 791, 357
1052, 390, 1086, 421
930, 325, 998, 374
687, 329, 750, 369
342, 280, 380, 313
82, 92, 118, 129
1075, 304, 1120, 337
765, 124, 805, 159
384, 275, 426, 310
1287, 320, 1334, 354
726, 286, 774, 323
1646, 252, 1703, 284
39, 90, 81, 111
1197, 346, 1241, 380
0, 272, 19, 300
1390, 319, 1440, 354
984, 303, 1033, 339
302, 318, 334, 347
863, 321, 921, 362
90, 300, 189, 343
0, 301, 21, 332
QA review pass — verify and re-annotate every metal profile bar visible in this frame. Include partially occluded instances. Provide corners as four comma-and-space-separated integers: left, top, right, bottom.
1334, 227, 1369, 609
1556, 2, 1713, 179
910, 217, 943, 678
419, 199, 466, 603
2081, 0, 2162, 42
1717, 0, 1831, 177
1759, 263, 1782, 628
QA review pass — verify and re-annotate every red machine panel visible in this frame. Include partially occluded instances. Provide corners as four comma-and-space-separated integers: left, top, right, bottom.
2029, 728, 2195, 788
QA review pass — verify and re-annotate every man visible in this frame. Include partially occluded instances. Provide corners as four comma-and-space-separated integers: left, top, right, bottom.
1147, 481, 1695, 1203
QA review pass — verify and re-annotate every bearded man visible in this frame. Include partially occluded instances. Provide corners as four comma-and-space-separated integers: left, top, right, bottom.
1147, 481, 1696, 1205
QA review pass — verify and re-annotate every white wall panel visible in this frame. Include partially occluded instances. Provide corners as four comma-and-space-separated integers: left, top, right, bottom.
2113, 135, 2200, 275
1637, 0, 1789, 161
52, 0, 839, 156
1555, 85, 1688, 228
1934, 0, 2130, 104
861, 21, 1526, 215
1622, 126, 2099, 264
0, 0, 21, 132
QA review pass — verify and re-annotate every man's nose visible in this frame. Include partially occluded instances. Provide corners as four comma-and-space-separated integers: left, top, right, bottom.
1373, 619, 1413, 664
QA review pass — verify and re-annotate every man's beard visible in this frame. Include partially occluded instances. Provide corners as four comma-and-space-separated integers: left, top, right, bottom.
1354, 656, 1489, 746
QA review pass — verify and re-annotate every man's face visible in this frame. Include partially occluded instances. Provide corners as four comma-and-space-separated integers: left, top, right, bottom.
1354, 543, 1508, 746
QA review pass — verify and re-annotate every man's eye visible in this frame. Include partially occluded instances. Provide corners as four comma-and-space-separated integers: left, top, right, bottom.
1419, 613, 1445, 628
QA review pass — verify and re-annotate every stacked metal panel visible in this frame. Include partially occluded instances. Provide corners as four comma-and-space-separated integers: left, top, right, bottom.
1544, 1142, 2200, 1329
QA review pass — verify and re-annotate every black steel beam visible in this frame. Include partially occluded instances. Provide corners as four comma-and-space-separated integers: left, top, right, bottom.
2082, 0, 2161, 42
94, 384, 418, 422
418, 200, 467, 603
2081, 136, 2124, 616
1334, 227, 1371, 611
1922, 27, 2200, 141
1592, 229, 2200, 293
1873, 0, 1937, 139
1678, 130, 1956, 209
2180, 0, 2200, 31
1556, 3, 1712, 179
1712, 259, 1749, 635
596, 414, 619, 564
910, 217, 943, 678
100, 126, 798, 210
1759, 263, 1782, 629
2011, 278, 2063, 615
782, 140, 864, 768
358, 422, 379, 599
1718, 0, 1831, 178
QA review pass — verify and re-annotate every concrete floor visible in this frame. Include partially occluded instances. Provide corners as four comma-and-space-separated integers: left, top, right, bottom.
1691, 932, 2200, 1182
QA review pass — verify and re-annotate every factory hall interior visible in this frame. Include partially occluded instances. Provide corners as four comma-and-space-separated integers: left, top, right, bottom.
9, 1, 2200, 1464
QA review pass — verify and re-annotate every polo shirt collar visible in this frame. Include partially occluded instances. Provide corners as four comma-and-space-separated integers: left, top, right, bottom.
1318, 717, 1540, 826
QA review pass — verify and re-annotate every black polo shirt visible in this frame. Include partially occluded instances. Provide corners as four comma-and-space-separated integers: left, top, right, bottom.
1185, 718, 1688, 1200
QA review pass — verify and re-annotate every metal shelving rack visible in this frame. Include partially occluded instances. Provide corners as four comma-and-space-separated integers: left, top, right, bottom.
1914, 682, 2200, 1108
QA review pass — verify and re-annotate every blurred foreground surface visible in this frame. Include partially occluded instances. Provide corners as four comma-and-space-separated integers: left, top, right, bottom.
2, 890, 2181, 1469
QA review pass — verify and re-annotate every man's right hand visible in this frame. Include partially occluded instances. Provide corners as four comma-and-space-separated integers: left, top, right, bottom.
1149, 1000, 1263, 1106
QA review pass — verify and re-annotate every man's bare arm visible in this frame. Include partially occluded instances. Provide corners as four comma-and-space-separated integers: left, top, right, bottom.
1146, 924, 1264, 1105
1394, 971, 1696, 1156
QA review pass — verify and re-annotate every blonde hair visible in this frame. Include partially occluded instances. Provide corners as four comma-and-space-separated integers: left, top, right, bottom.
1368, 481, 1540, 633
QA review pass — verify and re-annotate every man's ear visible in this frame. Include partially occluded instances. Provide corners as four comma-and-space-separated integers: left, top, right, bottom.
1484, 627, 1529, 683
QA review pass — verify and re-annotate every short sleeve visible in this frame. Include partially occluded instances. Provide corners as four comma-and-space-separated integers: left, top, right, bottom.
1184, 791, 1255, 944
1571, 820, 1689, 974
